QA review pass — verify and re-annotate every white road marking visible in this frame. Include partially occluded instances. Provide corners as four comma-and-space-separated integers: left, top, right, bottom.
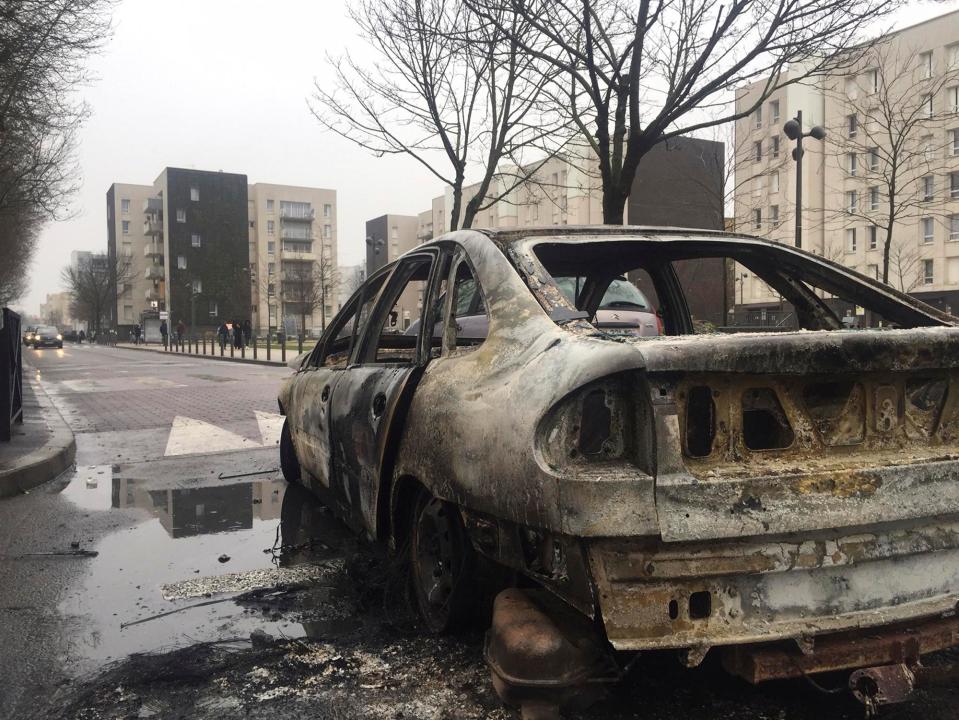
255, 410, 284, 446
164, 416, 262, 456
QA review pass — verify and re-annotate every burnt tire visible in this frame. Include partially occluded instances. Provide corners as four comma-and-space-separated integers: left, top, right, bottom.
279, 419, 301, 485
409, 490, 476, 633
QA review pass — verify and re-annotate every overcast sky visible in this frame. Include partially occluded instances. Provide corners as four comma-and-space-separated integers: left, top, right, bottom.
18, 0, 959, 314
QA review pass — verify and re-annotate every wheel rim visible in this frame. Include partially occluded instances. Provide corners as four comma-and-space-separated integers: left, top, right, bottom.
413, 498, 458, 622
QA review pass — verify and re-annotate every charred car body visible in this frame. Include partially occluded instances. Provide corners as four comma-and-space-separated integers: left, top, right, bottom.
278, 227, 959, 714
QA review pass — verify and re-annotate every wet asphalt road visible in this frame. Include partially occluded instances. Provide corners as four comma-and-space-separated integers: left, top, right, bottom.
0, 344, 956, 720
0, 344, 301, 719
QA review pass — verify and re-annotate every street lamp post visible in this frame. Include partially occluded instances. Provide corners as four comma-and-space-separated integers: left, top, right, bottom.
782, 110, 826, 249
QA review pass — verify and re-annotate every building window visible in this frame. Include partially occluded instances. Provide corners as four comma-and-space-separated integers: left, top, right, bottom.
949, 215, 959, 241
923, 259, 934, 285
209, 301, 218, 316
769, 100, 779, 123
846, 228, 857, 252
921, 217, 934, 244
176, 208, 186, 223
122, 243, 132, 257
952, 172, 959, 199
922, 175, 934, 201
121, 220, 129, 235
266, 199, 274, 212
754, 105, 762, 129
753, 140, 762, 162
847, 114, 857, 138
949, 86, 959, 114
267, 262, 275, 276
124, 305, 134, 321
949, 44, 959, 70
769, 205, 779, 226
267, 220, 275, 235
323, 224, 332, 239
920, 51, 933, 79
923, 135, 935, 161
868, 147, 879, 171
846, 190, 858, 213
267, 241, 275, 255
752, 208, 762, 230
867, 264, 878, 280
923, 94, 933, 118
847, 152, 857, 176
323, 203, 332, 218
952, 129, 959, 156
190, 186, 199, 202
771, 171, 780, 193
191, 233, 201, 247
249, 221, 254, 228
771, 135, 780, 159
845, 76, 859, 99
865, 68, 878, 94
121, 198, 130, 214
177, 255, 187, 269
868, 225, 878, 250
869, 186, 880, 210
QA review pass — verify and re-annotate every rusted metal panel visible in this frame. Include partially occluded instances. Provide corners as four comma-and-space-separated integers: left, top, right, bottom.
588, 519, 959, 651
721, 614, 959, 684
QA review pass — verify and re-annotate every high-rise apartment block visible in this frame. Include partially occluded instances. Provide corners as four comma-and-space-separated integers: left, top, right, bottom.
734, 9, 959, 317
107, 170, 336, 337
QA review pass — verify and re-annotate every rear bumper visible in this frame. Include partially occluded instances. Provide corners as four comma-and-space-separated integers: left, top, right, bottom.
587, 516, 959, 653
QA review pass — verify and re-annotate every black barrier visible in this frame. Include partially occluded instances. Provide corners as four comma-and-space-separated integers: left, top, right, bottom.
0, 309, 24, 442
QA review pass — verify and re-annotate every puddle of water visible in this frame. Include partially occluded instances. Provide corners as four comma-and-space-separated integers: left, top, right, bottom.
56, 476, 358, 673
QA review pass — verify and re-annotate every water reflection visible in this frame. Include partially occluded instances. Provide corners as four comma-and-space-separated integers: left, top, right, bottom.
111, 477, 286, 538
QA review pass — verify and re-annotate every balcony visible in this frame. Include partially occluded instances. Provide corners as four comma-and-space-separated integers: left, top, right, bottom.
143, 218, 163, 236
280, 228, 313, 241
279, 206, 314, 221
145, 266, 165, 280
143, 197, 162, 215
145, 287, 162, 302
144, 243, 163, 258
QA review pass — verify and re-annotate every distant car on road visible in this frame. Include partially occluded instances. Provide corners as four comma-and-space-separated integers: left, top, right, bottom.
22, 326, 38, 346
30, 326, 63, 349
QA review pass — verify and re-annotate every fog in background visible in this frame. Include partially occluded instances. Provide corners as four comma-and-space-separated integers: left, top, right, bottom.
19, 0, 959, 314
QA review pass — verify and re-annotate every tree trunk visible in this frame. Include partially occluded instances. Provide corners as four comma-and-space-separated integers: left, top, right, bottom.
602, 188, 628, 225
882, 180, 897, 285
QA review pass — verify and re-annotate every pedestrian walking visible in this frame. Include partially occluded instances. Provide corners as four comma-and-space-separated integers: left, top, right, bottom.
233, 319, 242, 349
218, 322, 229, 351
243, 319, 252, 347
132, 323, 142, 345
159, 320, 168, 348
176, 319, 186, 348
78, 329, 85, 344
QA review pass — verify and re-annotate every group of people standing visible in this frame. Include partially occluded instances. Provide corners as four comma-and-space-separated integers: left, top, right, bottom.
217, 319, 252, 350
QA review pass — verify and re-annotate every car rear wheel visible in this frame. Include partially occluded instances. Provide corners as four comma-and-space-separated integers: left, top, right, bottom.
409, 490, 475, 633
279, 419, 301, 485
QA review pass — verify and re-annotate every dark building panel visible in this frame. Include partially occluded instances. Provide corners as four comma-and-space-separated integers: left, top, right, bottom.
365, 215, 389, 276
165, 168, 250, 334
628, 137, 730, 328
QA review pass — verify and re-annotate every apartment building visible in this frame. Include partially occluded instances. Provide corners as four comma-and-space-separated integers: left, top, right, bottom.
38, 292, 73, 328
248, 183, 337, 336
734, 9, 959, 319
108, 172, 336, 338
365, 214, 421, 329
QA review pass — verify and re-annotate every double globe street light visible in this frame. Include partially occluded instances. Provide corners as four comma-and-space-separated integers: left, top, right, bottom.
783, 110, 826, 250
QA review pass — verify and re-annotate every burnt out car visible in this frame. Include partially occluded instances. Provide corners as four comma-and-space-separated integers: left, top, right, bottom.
278, 227, 959, 711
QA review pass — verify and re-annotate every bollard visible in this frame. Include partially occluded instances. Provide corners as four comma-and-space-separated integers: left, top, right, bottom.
281, 335, 286, 363
253, 336, 257, 360
267, 335, 271, 362
203, 337, 206, 355
241, 342, 245, 360
298, 335, 303, 354
220, 340, 224, 357
230, 341, 234, 358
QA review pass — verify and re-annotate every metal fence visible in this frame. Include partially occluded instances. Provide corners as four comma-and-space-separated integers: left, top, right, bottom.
0, 308, 24, 442
157, 332, 306, 364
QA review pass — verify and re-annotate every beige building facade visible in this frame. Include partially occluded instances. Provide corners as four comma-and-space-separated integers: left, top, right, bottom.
106, 182, 159, 326
734, 9, 959, 316
248, 183, 338, 336
39, 291, 74, 328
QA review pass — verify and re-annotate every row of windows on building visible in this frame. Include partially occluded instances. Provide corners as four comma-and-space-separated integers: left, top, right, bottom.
844, 174, 959, 212
844, 216, 959, 253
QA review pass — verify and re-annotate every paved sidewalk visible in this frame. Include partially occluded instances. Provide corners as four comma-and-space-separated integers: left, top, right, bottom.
0, 363, 76, 498
114, 341, 303, 367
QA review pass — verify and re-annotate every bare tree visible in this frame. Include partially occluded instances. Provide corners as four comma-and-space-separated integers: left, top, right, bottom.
0, 0, 113, 305
889, 239, 921, 293
824, 41, 959, 285
61, 253, 133, 338
311, 0, 570, 232
468, 0, 901, 224
277, 254, 340, 338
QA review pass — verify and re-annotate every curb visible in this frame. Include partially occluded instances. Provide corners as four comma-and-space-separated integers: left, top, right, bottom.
112, 343, 293, 368
0, 369, 76, 499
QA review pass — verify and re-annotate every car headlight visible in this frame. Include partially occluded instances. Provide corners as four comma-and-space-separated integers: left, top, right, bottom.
57, 334, 62, 340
